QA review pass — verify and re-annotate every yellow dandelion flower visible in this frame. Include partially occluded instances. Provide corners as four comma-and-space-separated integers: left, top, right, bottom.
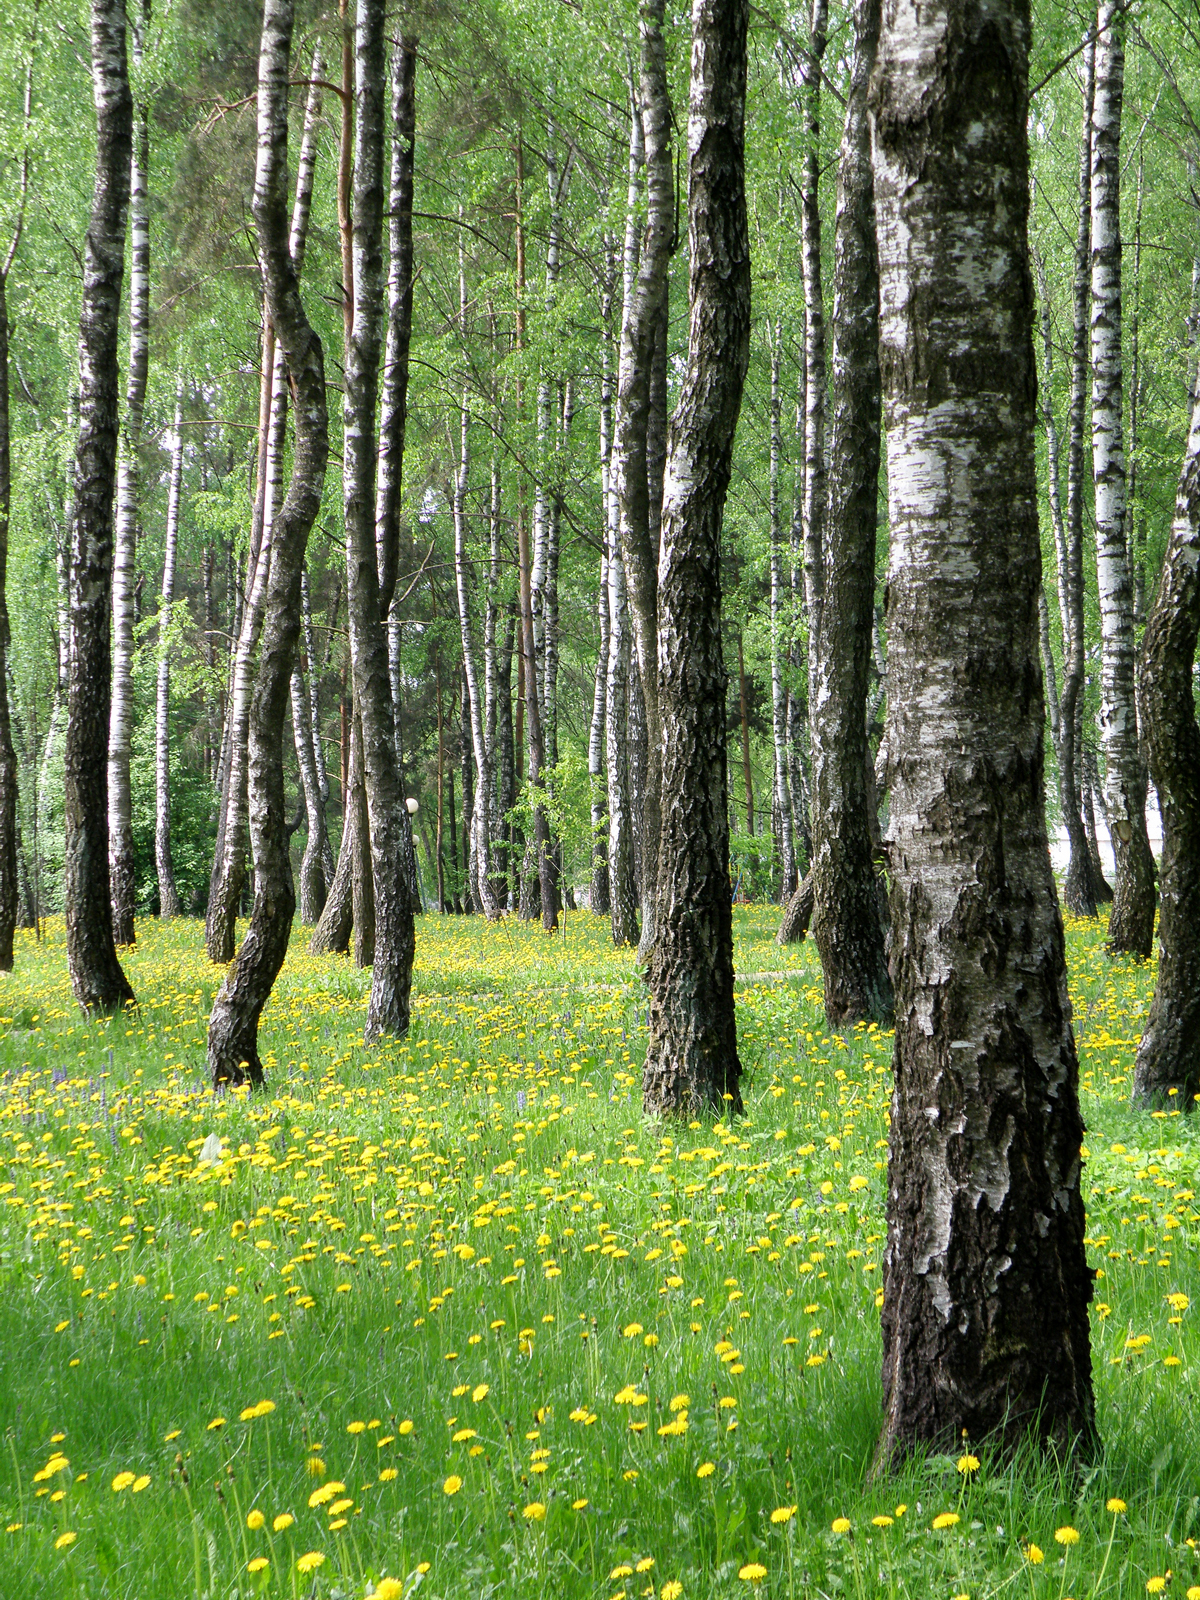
831, 1517, 851, 1534
610, 1565, 634, 1580
1146, 1579, 1166, 1594
246, 1510, 265, 1530
472, 1384, 489, 1403
636, 1558, 655, 1572
132, 1475, 150, 1493
378, 1468, 398, 1482
55, 1532, 77, 1550
697, 1462, 715, 1479
661, 1584, 683, 1600
1054, 1526, 1079, 1546
932, 1513, 960, 1530
523, 1502, 545, 1520
738, 1563, 767, 1583
371, 1582, 405, 1600
273, 1513, 294, 1533
872, 1516, 893, 1529
296, 1552, 325, 1574
207, 1417, 226, 1431
1107, 1499, 1126, 1514
1026, 1545, 1044, 1565
956, 1454, 980, 1475
111, 1472, 135, 1492
347, 1421, 366, 1434
771, 1505, 797, 1525
572, 1499, 588, 1511
248, 1557, 269, 1573
398, 1420, 413, 1435
443, 1475, 463, 1496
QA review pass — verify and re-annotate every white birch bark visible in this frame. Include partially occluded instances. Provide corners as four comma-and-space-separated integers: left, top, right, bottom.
801, 0, 828, 701
769, 322, 796, 897
1090, 0, 1155, 955
153, 373, 184, 915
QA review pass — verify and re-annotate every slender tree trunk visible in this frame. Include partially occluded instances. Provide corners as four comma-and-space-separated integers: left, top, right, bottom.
1090, 1, 1155, 956
643, 0, 750, 1118
616, 0, 672, 960
809, 0, 892, 1027
310, 710, 359, 954
589, 258, 613, 916
291, 655, 328, 923
607, 544, 639, 946
801, 0, 829, 715
872, 0, 1096, 1461
1082, 743, 1113, 901
1132, 371, 1200, 1108
0, 258, 17, 963
497, 605, 516, 906
208, 0, 328, 1086
64, 0, 135, 1015
207, 54, 322, 962
107, 0, 147, 946
768, 324, 796, 899
736, 630, 754, 835
1036, 38, 1096, 920
154, 374, 184, 916
343, 0, 415, 1036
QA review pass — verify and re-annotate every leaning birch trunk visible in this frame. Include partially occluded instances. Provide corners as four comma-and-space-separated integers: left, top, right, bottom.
800, 0, 828, 709
309, 710, 360, 955
871, 0, 1096, 1460
208, 0, 328, 1086
207, 54, 322, 962
615, 0, 672, 958
607, 546, 639, 946
64, 0, 135, 1015
1132, 383, 1200, 1109
643, 0, 750, 1118
107, 0, 148, 946
153, 374, 184, 916
1090, 1, 1155, 956
343, 0, 415, 1037
768, 324, 796, 900
809, 0, 891, 1027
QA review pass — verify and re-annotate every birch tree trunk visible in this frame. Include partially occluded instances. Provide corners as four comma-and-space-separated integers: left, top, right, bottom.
64, 0, 135, 1014
291, 654, 328, 923
872, 0, 1096, 1461
809, 0, 891, 1027
343, 0, 415, 1037
615, 0, 673, 959
207, 54, 322, 962
107, 0, 147, 946
607, 544, 639, 945
643, 0, 750, 1119
768, 324, 796, 900
1090, 1, 1155, 956
1132, 382, 1200, 1109
589, 255, 613, 916
208, 0, 328, 1086
800, 0, 828, 710
154, 374, 184, 916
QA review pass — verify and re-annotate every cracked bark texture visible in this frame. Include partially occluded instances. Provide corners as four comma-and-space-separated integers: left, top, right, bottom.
809, 0, 892, 1028
873, 0, 1096, 1459
107, 0, 148, 947
1090, 2, 1155, 956
643, 0, 749, 1119
1132, 382, 1200, 1110
208, 0, 327, 1086
64, 0, 135, 1015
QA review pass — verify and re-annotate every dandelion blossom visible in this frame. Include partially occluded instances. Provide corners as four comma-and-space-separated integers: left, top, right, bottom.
1026, 1545, 1044, 1565
247, 1557, 269, 1573
932, 1513, 960, 1530
661, 1584, 683, 1600
246, 1510, 265, 1531
1106, 1499, 1127, 1514
956, 1454, 980, 1475
1147, 1580, 1166, 1594
697, 1462, 715, 1479
371, 1582, 404, 1600
273, 1514, 294, 1533
296, 1552, 325, 1574
738, 1563, 767, 1584
523, 1503, 545, 1521
111, 1472, 135, 1492
771, 1506, 797, 1525
443, 1475, 463, 1496
1054, 1526, 1080, 1546
872, 1516, 893, 1529
831, 1517, 851, 1534
55, 1532, 77, 1550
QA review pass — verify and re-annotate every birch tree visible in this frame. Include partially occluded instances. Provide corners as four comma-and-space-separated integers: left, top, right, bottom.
153, 374, 184, 916
643, 0, 750, 1118
808, 0, 891, 1027
107, 0, 148, 946
63, 0, 135, 1014
1090, 0, 1156, 956
208, 0, 328, 1085
872, 0, 1095, 1459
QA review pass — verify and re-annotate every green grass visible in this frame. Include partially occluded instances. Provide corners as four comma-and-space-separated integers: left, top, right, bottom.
0, 907, 1196, 1600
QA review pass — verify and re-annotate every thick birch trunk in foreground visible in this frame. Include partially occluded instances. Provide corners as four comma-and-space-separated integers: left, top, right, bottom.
343, 0, 415, 1037
1090, 2, 1155, 956
208, 0, 328, 1086
872, 0, 1095, 1460
154, 376, 184, 916
809, 0, 891, 1027
643, 0, 750, 1119
64, 0, 135, 1015
616, 0, 673, 957
107, 3, 147, 946
1132, 385, 1200, 1110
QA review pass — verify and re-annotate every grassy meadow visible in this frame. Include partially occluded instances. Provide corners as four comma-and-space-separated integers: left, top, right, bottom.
0, 907, 1197, 1600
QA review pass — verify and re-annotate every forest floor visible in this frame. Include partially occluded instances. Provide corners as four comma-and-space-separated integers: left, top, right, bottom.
0, 908, 1197, 1600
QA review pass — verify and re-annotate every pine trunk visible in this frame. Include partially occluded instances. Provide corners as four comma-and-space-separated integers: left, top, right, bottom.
809, 0, 892, 1027
643, 0, 750, 1119
872, 0, 1096, 1459
1090, 2, 1155, 956
1132, 385, 1200, 1109
208, 0, 328, 1086
154, 375, 184, 916
64, 0, 136, 1015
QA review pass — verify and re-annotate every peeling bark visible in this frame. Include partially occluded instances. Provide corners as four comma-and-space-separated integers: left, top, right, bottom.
872, 0, 1095, 1460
